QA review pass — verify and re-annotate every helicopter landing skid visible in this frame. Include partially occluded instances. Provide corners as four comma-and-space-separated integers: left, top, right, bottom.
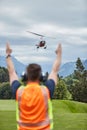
44, 46, 47, 49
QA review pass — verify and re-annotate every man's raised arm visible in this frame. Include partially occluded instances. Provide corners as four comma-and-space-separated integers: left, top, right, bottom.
6, 43, 18, 84
48, 44, 62, 85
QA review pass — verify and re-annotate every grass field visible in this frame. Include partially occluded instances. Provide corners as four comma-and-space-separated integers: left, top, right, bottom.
0, 100, 87, 130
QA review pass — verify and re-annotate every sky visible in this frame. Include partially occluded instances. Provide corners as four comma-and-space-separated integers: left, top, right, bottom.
0, 0, 87, 67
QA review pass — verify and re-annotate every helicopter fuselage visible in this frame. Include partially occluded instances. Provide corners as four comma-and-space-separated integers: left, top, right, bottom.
36, 41, 45, 47
36, 41, 47, 49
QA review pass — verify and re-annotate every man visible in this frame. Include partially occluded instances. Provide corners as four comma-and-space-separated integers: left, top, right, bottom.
6, 43, 62, 130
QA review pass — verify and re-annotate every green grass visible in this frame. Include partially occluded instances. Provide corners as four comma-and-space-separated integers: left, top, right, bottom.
0, 100, 87, 130
53, 100, 87, 130
0, 100, 16, 130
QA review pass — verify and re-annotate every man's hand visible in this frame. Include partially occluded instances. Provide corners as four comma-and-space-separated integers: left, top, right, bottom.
55, 43, 62, 69
6, 43, 12, 55
6, 42, 18, 84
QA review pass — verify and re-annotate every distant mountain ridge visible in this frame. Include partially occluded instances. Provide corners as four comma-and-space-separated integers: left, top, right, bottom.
0, 56, 87, 77
0, 56, 26, 77
59, 59, 87, 77
59, 62, 76, 77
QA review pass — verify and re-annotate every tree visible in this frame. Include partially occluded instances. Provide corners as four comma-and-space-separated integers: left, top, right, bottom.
0, 82, 12, 99
71, 58, 87, 102
0, 67, 9, 83
53, 77, 72, 100
74, 57, 84, 80
76, 57, 84, 72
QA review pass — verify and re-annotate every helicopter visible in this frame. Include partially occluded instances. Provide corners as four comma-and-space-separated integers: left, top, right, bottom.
26, 31, 55, 49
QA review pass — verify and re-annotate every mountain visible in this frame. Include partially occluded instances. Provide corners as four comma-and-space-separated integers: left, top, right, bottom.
0, 56, 87, 78
0, 56, 26, 77
59, 59, 87, 77
41, 60, 87, 77
83, 59, 87, 70
59, 62, 76, 77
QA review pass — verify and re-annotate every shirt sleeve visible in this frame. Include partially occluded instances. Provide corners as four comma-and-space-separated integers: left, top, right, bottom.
11, 80, 21, 99
44, 79, 55, 99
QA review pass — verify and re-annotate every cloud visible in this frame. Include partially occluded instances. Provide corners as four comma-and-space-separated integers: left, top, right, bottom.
0, 0, 87, 64
16, 55, 52, 64
0, 0, 87, 29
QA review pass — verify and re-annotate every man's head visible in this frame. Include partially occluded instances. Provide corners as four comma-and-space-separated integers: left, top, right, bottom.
26, 63, 42, 82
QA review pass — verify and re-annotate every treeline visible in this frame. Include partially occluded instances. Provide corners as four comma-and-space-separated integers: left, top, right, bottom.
0, 58, 87, 103
53, 57, 87, 103
0, 67, 12, 99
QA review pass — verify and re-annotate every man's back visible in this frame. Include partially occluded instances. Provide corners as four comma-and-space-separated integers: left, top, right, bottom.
16, 82, 52, 130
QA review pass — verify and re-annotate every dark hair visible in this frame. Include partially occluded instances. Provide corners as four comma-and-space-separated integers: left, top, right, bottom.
26, 63, 42, 81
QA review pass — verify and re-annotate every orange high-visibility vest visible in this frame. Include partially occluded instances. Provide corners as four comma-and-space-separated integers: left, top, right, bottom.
16, 82, 53, 130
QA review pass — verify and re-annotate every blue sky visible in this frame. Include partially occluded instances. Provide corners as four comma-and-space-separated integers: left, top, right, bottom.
0, 0, 87, 66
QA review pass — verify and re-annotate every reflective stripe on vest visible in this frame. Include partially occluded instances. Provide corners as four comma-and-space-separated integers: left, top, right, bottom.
17, 119, 50, 127
16, 85, 53, 130
41, 86, 53, 129
16, 86, 24, 130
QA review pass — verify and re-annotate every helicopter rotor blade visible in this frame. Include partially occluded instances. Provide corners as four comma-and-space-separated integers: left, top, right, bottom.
26, 31, 56, 39
26, 31, 45, 37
